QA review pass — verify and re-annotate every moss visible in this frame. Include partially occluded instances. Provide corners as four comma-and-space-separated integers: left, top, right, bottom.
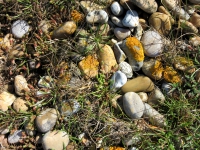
126, 37, 144, 62
71, 10, 84, 23
163, 66, 181, 83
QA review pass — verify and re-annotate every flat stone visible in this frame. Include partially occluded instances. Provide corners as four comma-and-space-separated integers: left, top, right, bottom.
130, 0, 158, 13
132, 24, 143, 40
122, 10, 139, 27
86, 10, 108, 24
42, 130, 69, 150
147, 87, 165, 105
110, 70, 127, 92
119, 61, 133, 78
11, 20, 30, 38
8, 130, 23, 144
149, 12, 171, 35
158, 6, 175, 25
98, 44, 118, 74
111, 15, 124, 27
111, 1, 124, 16
121, 76, 154, 93
14, 75, 30, 96
114, 27, 131, 40
0, 126, 9, 134
12, 97, 28, 112
35, 108, 58, 133
0, 91, 16, 111
141, 30, 163, 57
123, 92, 145, 119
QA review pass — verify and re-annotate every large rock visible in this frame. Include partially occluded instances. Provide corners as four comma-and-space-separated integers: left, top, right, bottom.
42, 130, 69, 150
121, 76, 154, 93
123, 92, 145, 119
14, 75, 30, 96
0, 91, 16, 111
35, 108, 58, 133
130, 0, 158, 13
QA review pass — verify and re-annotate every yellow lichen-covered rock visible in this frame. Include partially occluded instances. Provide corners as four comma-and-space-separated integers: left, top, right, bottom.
125, 37, 144, 62
71, 10, 84, 23
78, 55, 99, 78
163, 66, 181, 83
100, 146, 125, 150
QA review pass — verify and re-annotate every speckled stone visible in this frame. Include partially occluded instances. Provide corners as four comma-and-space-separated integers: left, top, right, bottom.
119, 61, 133, 78
86, 10, 108, 24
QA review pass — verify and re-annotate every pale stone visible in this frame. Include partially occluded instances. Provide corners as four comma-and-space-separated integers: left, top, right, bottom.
111, 1, 124, 16
122, 10, 139, 27
189, 36, 200, 47
114, 27, 131, 40
42, 130, 69, 150
86, 10, 108, 24
14, 75, 30, 96
11, 20, 30, 38
137, 92, 148, 102
121, 76, 154, 93
119, 61, 133, 78
130, 0, 158, 13
147, 87, 165, 105
12, 97, 28, 112
123, 92, 145, 119
38, 20, 51, 33
0, 91, 16, 111
80, 1, 105, 13
98, 45, 118, 74
132, 23, 143, 40
8, 130, 23, 144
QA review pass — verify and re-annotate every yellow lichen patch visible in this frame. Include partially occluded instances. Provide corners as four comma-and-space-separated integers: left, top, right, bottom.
100, 147, 125, 150
71, 10, 84, 23
163, 66, 181, 83
174, 56, 195, 73
78, 55, 99, 78
126, 37, 144, 62
150, 60, 164, 78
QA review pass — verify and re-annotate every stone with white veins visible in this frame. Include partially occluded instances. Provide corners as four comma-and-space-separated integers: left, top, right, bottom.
122, 10, 139, 27
123, 92, 145, 119
110, 70, 127, 92
8, 130, 23, 144
11, 20, 30, 38
119, 61, 133, 78
86, 10, 108, 24
110, 1, 124, 16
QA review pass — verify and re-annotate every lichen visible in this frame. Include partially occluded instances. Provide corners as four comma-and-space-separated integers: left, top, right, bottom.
71, 10, 84, 23
163, 66, 181, 83
100, 147, 125, 150
126, 37, 144, 62
150, 60, 164, 78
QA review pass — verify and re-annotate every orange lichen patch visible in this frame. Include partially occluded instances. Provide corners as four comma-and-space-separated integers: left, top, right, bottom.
163, 66, 181, 83
126, 37, 144, 62
150, 60, 164, 77
100, 147, 125, 150
57, 72, 71, 88
71, 10, 84, 23
78, 55, 99, 78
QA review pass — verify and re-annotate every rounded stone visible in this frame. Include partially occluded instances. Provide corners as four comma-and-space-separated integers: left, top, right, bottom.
12, 97, 28, 112
119, 61, 133, 78
14, 75, 30, 96
110, 70, 127, 92
123, 92, 145, 119
35, 108, 58, 133
141, 30, 163, 57
42, 130, 69, 150
121, 76, 154, 93
149, 12, 171, 35
86, 10, 108, 24
52, 21, 77, 39
190, 13, 200, 28
111, 15, 124, 27
189, 36, 200, 47
130, 0, 158, 13
122, 10, 139, 27
137, 92, 148, 102
111, 1, 124, 16
114, 27, 131, 40
0, 91, 16, 111
180, 19, 198, 34
38, 20, 51, 33
11, 20, 30, 38
8, 130, 23, 144
161, 82, 173, 94
147, 87, 165, 105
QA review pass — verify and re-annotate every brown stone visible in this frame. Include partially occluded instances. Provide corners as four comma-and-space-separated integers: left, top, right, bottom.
121, 76, 154, 93
158, 6, 175, 25
190, 12, 200, 28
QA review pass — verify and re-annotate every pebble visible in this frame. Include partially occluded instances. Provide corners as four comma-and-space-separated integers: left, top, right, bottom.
137, 92, 148, 102
0, 134, 9, 149
35, 108, 58, 133
161, 82, 173, 94
38, 76, 54, 88
133, 24, 143, 40
143, 103, 166, 127
52, 21, 77, 39
123, 92, 145, 119
38, 20, 51, 33
86, 10, 108, 24
119, 61, 133, 78
0, 91, 16, 111
163, 66, 182, 83
11, 20, 30, 38
110, 1, 124, 16
158, 6, 175, 25
80, 1, 105, 13
111, 15, 124, 27
190, 12, 200, 28
14, 75, 30, 96
59, 99, 80, 120
110, 70, 127, 92
122, 10, 139, 27
98, 44, 118, 74
113, 42, 127, 63
8, 130, 23, 144
78, 55, 99, 78
114, 27, 131, 40
141, 30, 163, 57
12, 97, 28, 112
189, 0, 200, 4
147, 87, 165, 105
149, 12, 171, 35
189, 36, 200, 47
42, 130, 69, 150
130, 0, 158, 13
121, 76, 154, 93
142, 59, 163, 80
